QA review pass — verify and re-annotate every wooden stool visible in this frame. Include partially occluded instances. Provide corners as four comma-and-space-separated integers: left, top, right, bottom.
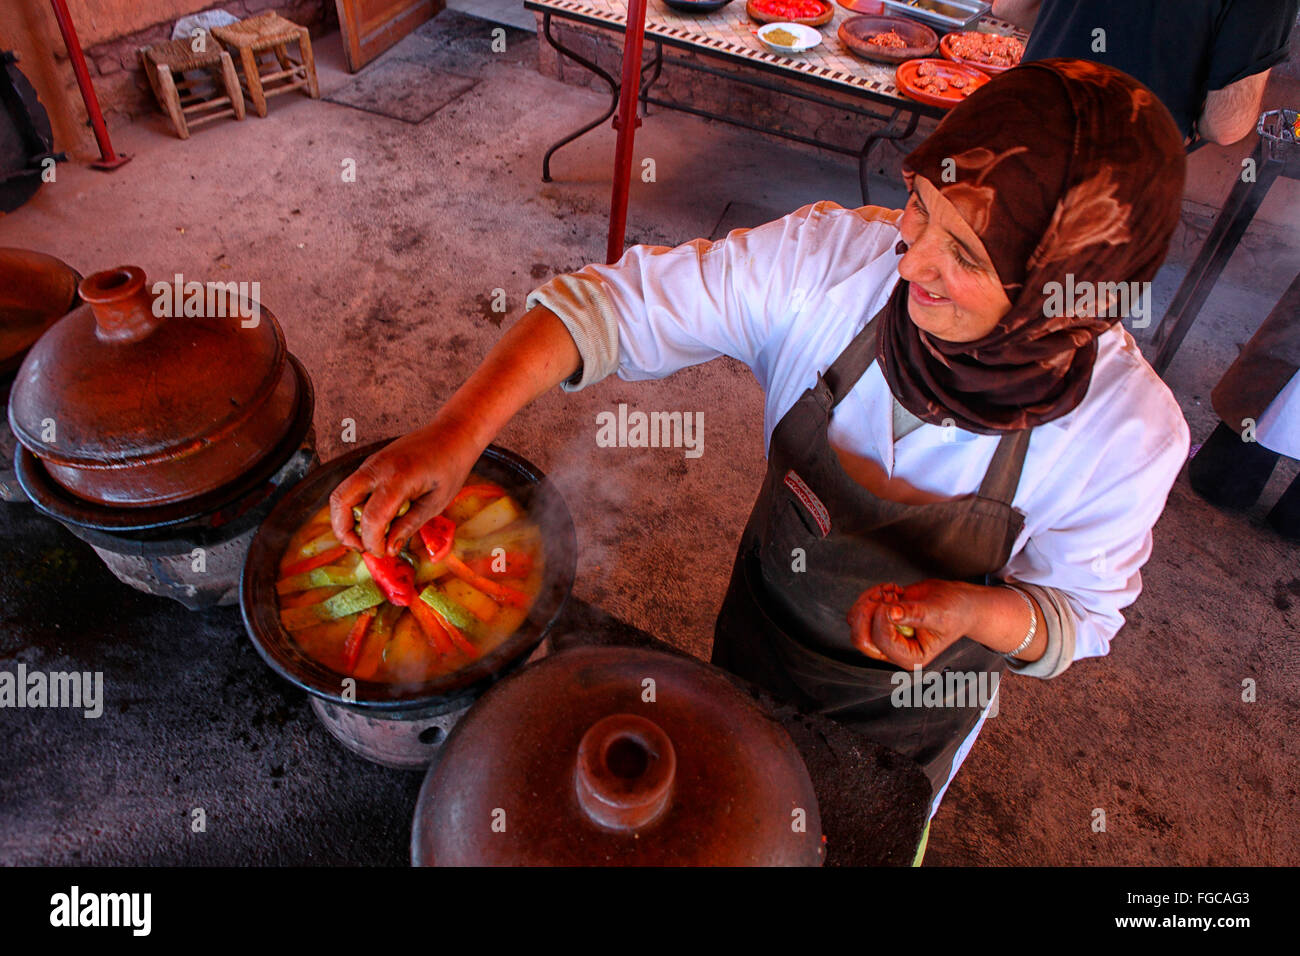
139, 37, 245, 140
211, 13, 320, 118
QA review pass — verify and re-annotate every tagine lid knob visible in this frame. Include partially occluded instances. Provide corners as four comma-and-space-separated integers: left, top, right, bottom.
7, 265, 287, 469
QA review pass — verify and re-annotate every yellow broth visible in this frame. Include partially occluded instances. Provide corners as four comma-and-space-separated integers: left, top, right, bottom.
275, 476, 545, 684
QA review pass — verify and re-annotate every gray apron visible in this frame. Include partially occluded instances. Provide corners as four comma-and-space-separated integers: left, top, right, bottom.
712, 307, 1032, 798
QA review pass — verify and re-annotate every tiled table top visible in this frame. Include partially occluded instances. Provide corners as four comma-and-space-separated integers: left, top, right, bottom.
524, 0, 1022, 106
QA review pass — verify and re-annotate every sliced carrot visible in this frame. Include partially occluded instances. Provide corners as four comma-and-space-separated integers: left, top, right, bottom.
343, 611, 375, 673
451, 483, 506, 505
430, 606, 480, 657
408, 600, 456, 656
281, 545, 349, 579
444, 552, 530, 609
467, 551, 534, 579
411, 597, 479, 658
279, 585, 347, 610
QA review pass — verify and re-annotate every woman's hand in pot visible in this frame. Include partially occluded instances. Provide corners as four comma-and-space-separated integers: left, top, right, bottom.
330, 417, 481, 557
328, 305, 583, 556
848, 579, 977, 668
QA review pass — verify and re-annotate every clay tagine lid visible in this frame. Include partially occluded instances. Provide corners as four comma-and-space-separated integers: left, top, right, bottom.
0, 248, 80, 377
7, 265, 297, 507
412, 645, 825, 866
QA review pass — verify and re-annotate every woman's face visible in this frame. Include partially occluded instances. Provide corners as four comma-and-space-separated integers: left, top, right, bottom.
896, 175, 1012, 342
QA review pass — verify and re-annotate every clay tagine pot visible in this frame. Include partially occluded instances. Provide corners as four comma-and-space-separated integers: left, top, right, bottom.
0, 247, 80, 379
0, 248, 81, 503
412, 645, 825, 865
8, 265, 299, 507
242, 439, 578, 767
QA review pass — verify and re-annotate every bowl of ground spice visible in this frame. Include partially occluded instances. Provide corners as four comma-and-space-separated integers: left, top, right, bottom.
757, 21, 823, 54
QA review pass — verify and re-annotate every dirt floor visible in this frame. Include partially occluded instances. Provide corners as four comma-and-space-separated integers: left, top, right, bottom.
3, 11, 1297, 865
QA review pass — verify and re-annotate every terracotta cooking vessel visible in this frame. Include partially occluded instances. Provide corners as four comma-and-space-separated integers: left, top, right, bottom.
8, 265, 299, 508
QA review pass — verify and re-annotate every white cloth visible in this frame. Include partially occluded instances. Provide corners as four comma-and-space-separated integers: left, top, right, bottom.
170, 10, 240, 95
528, 200, 1190, 809
171, 9, 239, 42
1256, 369, 1300, 459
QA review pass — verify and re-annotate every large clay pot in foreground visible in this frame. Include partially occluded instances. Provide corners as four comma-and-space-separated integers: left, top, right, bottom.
412, 645, 826, 866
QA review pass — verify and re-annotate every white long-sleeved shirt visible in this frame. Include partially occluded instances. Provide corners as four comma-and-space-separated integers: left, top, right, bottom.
528, 201, 1190, 810
1257, 371, 1299, 459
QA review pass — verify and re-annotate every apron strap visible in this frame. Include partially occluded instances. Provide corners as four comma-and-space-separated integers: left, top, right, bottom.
821, 293, 1032, 505
977, 428, 1032, 505
825, 311, 883, 408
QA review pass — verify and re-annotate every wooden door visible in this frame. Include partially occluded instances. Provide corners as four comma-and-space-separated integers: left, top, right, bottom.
335, 0, 443, 72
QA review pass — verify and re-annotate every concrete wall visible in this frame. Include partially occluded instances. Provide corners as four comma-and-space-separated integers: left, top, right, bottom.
3, 0, 336, 160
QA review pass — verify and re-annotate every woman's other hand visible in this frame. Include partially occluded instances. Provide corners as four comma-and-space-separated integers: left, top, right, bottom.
848, 579, 976, 668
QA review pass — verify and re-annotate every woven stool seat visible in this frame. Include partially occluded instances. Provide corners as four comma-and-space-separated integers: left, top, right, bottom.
211, 13, 319, 116
139, 34, 245, 139
211, 12, 304, 50
141, 37, 224, 72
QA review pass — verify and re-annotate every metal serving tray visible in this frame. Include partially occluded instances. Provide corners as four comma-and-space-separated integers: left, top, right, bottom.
880, 0, 989, 30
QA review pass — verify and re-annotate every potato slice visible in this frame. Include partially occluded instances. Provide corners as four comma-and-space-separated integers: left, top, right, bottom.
458, 496, 523, 539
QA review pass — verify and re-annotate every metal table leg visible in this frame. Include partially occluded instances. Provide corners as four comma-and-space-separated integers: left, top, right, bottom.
639, 39, 664, 116
540, 11, 621, 183
1149, 138, 1281, 376
858, 107, 920, 206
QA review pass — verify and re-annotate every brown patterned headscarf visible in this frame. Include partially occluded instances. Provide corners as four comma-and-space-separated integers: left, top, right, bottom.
877, 59, 1186, 434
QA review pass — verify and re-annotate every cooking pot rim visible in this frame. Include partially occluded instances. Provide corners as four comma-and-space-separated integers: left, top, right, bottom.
240, 439, 577, 710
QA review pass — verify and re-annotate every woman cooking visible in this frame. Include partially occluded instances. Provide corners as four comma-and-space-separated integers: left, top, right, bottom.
330, 60, 1190, 836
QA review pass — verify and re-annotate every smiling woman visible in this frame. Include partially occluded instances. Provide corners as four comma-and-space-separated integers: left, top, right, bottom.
876, 57, 1186, 435
335, 59, 1192, 830
896, 177, 1012, 342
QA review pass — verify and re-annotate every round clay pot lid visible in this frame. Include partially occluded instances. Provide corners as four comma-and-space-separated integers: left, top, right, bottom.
412, 645, 825, 866
0, 248, 79, 376
8, 265, 287, 469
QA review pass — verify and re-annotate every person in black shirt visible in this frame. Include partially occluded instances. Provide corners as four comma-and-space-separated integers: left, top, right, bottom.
993, 0, 1296, 143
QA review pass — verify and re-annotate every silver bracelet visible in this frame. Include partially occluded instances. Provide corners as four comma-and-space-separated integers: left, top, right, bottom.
1001, 584, 1038, 659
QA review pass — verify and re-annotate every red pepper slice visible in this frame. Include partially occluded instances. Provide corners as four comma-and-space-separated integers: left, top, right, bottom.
361, 552, 416, 607
343, 611, 375, 673
418, 515, 457, 565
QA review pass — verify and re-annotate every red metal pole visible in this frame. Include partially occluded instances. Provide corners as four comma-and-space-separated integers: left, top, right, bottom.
48, 0, 130, 170
606, 0, 649, 264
